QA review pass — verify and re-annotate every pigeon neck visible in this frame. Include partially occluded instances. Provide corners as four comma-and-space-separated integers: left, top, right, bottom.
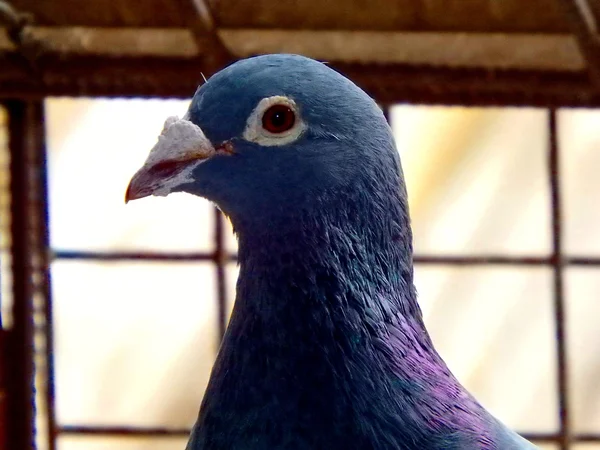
195, 192, 476, 448
232, 184, 424, 332
209, 227, 507, 447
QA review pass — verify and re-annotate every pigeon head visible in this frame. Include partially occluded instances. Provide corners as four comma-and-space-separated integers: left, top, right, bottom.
126, 54, 405, 231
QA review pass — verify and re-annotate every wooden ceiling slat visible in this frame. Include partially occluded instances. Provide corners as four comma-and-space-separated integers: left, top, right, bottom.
218, 30, 584, 71
8, 0, 190, 27
0, 27, 585, 71
1, 53, 599, 107
587, 0, 600, 25
7, 0, 572, 32
209, 0, 570, 32
555, 0, 600, 84
0, 27, 199, 57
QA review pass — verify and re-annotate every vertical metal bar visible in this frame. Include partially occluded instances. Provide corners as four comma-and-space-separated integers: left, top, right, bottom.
0, 102, 7, 450
0, 102, 5, 327
6, 99, 37, 450
0, 255, 2, 328
0, 327, 6, 450
548, 108, 570, 450
214, 208, 228, 342
38, 101, 57, 450
6, 99, 55, 450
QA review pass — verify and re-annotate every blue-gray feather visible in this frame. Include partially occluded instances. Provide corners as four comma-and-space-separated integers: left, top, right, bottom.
171, 54, 537, 450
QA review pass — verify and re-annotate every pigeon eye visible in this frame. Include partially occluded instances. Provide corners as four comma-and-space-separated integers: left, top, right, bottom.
262, 105, 296, 134
243, 95, 306, 146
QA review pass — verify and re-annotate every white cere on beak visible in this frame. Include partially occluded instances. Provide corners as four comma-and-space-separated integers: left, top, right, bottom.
144, 115, 216, 167
128, 116, 217, 199
243, 96, 306, 147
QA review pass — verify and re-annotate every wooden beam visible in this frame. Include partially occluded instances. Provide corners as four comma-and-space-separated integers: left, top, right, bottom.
176, 0, 234, 72
556, 0, 600, 83
0, 52, 599, 106
0, 28, 586, 70
0, 27, 199, 57
8, 0, 571, 32
218, 30, 584, 70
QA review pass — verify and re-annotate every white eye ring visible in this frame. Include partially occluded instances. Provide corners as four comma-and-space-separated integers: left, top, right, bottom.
243, 96, 306, 146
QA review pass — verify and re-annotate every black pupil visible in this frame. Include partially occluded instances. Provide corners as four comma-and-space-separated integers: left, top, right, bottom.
271, 110, 287, 128
263, 105, 294, 132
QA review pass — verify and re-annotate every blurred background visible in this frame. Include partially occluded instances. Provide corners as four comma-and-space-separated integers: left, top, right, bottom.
1, 1, 600, 450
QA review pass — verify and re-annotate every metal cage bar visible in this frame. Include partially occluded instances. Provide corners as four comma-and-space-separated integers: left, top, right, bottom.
549, 108, 571, 450
38, 101, 57, 450
55, 425, 600, 444
50, 106, 595, 448
4, 99, 56, 450
51, 250, 600, 266
5, 100, 47, 449
3, 98, 598, 448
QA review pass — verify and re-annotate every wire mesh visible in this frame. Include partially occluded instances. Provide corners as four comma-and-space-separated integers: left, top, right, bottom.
4, 100, 600, 449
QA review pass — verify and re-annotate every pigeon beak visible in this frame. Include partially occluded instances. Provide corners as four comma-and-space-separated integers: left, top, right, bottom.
125, 116, 230, 203
125, 157, 209, 203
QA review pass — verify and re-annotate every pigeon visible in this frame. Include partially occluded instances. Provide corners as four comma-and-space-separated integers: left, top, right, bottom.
126, 54, 538, 450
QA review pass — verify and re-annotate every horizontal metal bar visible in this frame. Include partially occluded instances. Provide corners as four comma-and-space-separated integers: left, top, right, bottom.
51, 250, 600, 267
59, 425, 190, 437
414, 255, 600, 266
524, 432, 600, 443
414, 255, 550, 265
57, 426, 600, 442
568, 256, 600, 266
51, 250, 236, 262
